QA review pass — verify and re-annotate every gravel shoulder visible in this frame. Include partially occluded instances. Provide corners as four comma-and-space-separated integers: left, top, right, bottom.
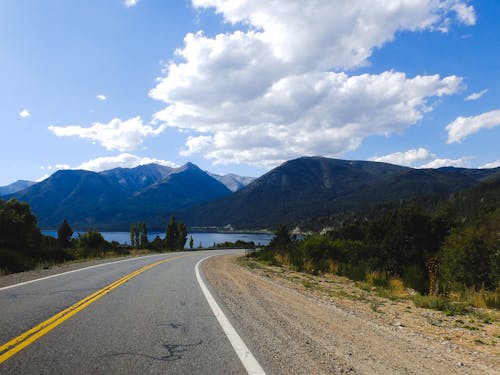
203, 254, 500, 375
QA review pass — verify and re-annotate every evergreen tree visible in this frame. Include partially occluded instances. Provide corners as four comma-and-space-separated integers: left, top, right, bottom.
189, 236, 194, 249
57, 219, 73, 248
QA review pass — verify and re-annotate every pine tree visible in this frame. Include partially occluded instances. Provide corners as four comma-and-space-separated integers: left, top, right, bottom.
165, 215, 179, 250
57, 219, 73, 248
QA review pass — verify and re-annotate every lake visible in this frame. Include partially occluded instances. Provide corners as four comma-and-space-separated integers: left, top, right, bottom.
42, 231, 273, 247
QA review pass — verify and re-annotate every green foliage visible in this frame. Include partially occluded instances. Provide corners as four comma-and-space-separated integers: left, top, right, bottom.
178, 222, 187, 251
0, 198, 41, 253
164, 215, 188, 251
412, 295, 470, 316
57, 219, 74, 248
140, 222, 149, 248
189, 236, 194, 249
130, 222, 149, 248
0, 248, 35, 273
130, 223, 136, 247
439, 209, 499, 290
165, 216, 179, 250
76, 230, 110, 257
269, 225, 294, 252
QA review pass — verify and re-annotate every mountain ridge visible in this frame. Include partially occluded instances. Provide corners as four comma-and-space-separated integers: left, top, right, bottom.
2, 157, 498, 231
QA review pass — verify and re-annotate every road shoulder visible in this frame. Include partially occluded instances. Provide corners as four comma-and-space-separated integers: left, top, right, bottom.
203, 254, 499, 375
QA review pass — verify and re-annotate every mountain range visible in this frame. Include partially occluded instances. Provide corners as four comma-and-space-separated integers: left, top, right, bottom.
0, 180, 36, 196
179, 157, 499, 229
2, 157, 498, 230
2, 163, 250, 230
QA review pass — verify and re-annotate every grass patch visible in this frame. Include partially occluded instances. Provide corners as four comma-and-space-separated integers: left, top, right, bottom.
412, 294, 470, 316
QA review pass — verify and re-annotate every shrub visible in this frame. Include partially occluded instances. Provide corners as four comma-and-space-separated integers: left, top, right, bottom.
0, 249, 34, 274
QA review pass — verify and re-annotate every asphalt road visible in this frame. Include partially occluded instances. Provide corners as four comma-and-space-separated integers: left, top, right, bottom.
0, 250, 251, 374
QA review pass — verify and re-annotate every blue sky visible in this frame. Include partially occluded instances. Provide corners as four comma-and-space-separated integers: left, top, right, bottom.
1, 0, 499, 186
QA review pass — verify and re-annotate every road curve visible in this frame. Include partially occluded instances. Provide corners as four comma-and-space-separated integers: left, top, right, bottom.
0, 250, 252, 374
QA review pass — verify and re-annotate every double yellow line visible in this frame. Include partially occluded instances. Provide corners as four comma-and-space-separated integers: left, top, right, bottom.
0, 255, 187, 364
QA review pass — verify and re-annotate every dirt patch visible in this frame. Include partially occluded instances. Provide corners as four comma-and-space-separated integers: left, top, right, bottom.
203, 254, 500, 375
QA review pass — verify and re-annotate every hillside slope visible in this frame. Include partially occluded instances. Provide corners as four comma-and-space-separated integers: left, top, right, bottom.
181, 157, 498, 229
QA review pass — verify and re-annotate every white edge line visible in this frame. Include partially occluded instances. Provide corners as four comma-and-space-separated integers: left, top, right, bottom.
195, 255, 266, 375
0, 253, 169, 291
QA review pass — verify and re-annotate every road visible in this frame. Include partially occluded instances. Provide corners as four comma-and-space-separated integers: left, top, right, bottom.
0, 250, 258, 374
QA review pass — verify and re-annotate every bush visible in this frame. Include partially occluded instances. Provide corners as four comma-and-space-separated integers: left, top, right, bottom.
76, 230, 110, 257
439, 211, 499, 290
0, 249, 35, 274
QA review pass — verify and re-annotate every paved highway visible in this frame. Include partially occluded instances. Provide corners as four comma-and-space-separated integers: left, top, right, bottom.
0, 250, 261, 374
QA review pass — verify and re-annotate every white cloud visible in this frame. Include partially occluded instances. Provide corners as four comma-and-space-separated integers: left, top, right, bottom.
452, 2, 476, 25
192, 0, 474, 71
124, 0, 139, 7
96, 94, 107, 101
19, 109, 30, 118
370, 148, 433, 167
149, 0, 472, 168
446, 109, 500, 143
479, 160, 500, 169
465, 89, 487, 101
420, 157, 471, 169
75, 153, 177, 172
48, 117, 166, 151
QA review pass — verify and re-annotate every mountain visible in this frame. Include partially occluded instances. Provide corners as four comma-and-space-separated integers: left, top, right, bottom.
0, 180, 36, 196
5, 157, 498, 231
180, 157, 499, 229
208, 173, 255, 192
8, 163, 231, 230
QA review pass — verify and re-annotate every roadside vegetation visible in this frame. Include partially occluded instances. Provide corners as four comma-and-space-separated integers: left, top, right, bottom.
251, 204, 499, 313
0, 198, 192, 275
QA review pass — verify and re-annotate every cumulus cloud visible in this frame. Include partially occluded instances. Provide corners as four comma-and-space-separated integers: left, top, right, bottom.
465, 89, 487, 101
370, 148, 433, 167
124, 0, 139, 7
75, 153, 177, 172
149, 0, 472, 168
19, 109, 30, 118
420, 157, 471, 168
446, 109, 500, 143
479, 160, 500, 169
48, 117, 166, 151
96, 94, 107, 101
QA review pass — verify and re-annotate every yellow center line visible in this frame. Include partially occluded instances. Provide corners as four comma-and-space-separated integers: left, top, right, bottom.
0, 254, 188, 364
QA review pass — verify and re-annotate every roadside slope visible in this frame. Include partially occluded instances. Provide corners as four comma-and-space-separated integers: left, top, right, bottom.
203, 254, 499, 375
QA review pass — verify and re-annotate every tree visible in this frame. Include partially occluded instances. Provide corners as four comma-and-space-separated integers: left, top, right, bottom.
134, 224, 141, 248
140, 222, 149, 248
189, 236, 194, 249
165, 216, 180, 250
439, 209, 499, 290
269, 225, 293, 252
130, 223, 136, 247
178, 223, 187, 250
57, 219, 73, 248
0, 198, 41, 253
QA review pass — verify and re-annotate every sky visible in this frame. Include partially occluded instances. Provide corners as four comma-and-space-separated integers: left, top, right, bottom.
1, 0, 499, 186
